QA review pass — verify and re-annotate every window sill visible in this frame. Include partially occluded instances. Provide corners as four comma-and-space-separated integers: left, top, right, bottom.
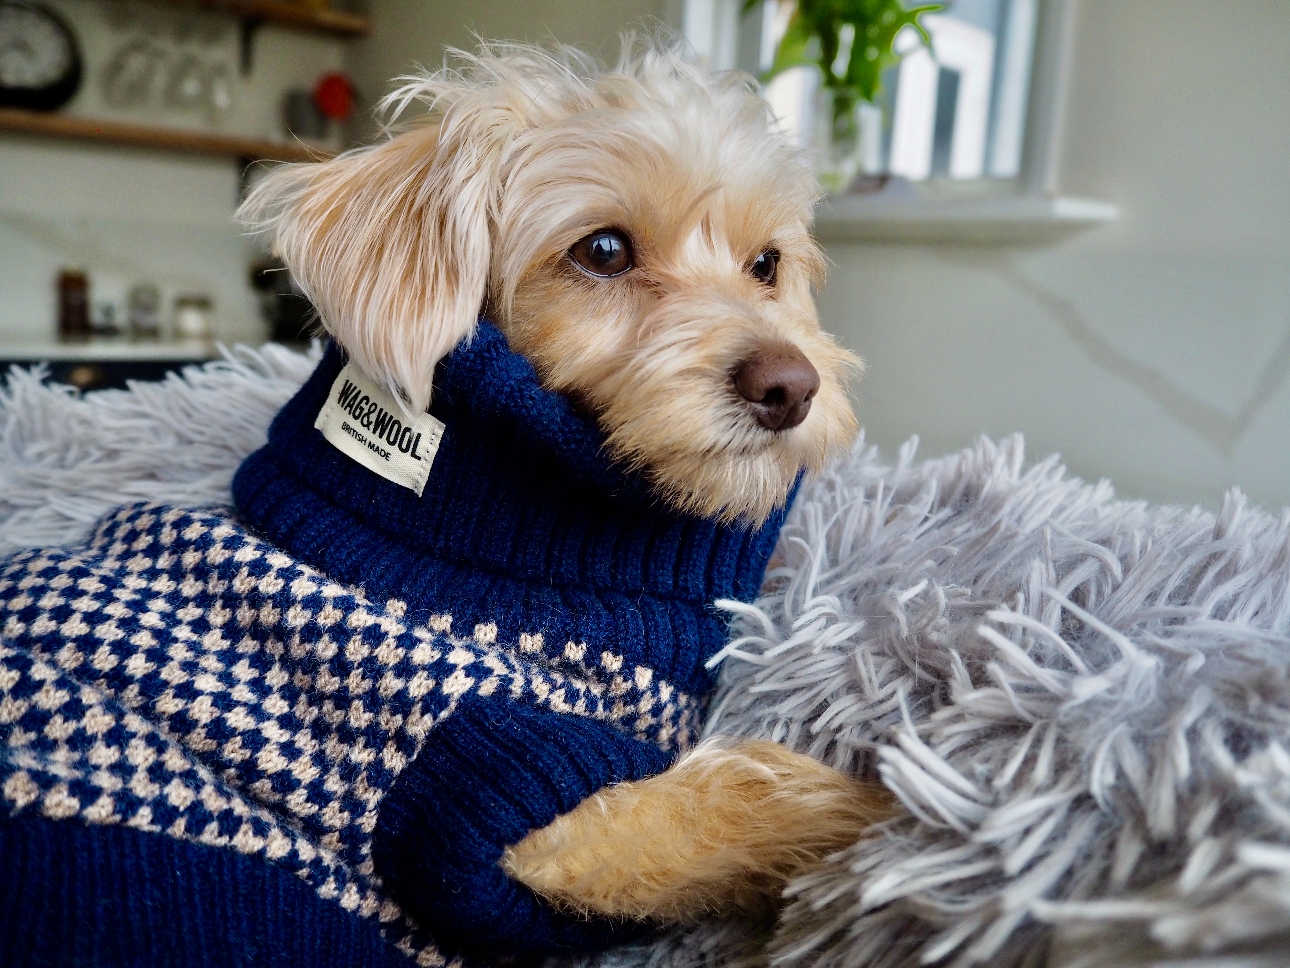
813, 192, 1119, 245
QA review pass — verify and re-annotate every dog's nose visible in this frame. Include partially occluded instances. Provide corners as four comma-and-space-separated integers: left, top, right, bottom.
733, 346, 820, 431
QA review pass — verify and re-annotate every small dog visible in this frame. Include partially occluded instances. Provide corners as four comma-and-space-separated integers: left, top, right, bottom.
240, 38, 888, 924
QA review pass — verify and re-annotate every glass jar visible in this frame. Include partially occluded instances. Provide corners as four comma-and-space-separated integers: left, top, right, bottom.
128, 283, 162, 340
809, 87, 884, 195
174, 294, 213, 340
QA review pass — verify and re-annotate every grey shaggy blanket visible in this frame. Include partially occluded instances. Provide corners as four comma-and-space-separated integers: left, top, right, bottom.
3, 349, 1290, 968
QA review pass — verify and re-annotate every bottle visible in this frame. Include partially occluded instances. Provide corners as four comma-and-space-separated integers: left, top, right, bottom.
57, 269, 90, 341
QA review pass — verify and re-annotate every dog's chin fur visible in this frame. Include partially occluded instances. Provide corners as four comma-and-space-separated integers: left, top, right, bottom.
239, 36, 861, 525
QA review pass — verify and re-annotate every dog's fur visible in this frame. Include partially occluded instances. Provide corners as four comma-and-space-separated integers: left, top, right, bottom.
239, 38, 887, 922
501, 738, 891, 920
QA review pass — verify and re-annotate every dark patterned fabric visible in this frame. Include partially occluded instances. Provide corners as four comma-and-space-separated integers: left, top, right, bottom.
0, 504, 693, 964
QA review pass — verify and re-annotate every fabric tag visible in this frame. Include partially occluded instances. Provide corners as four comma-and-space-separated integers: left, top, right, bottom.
313, 362, 445, 497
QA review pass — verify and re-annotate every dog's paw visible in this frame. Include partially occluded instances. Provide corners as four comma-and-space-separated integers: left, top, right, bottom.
500, 738, 892, 921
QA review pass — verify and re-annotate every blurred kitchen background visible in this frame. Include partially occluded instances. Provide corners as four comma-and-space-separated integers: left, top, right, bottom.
0, 0, 1287, 511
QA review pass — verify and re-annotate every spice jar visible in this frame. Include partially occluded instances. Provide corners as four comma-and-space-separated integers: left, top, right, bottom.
57, 269, 90, 341
128, 283, 162, 340
92, 300, 122, 337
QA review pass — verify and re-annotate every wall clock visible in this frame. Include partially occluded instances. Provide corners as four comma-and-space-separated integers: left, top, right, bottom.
0, 0, 82, 111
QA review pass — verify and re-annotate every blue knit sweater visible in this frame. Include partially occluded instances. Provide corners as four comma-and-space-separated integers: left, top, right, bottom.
0, 324, 792, 966
234, 321, 787, 700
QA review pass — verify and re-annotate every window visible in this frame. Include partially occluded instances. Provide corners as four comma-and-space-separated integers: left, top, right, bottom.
738, 0, 1038, 182
679, 0, 1117, 242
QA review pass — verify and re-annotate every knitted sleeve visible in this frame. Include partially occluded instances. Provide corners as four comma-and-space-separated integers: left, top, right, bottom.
0, 503, 683, 964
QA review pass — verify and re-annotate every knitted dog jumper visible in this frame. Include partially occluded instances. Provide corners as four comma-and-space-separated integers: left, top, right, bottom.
233, 321, 786, 701
0, 323, 791, 966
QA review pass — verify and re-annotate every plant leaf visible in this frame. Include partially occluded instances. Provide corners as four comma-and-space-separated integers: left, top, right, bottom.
757, 0, 943, 104
763, 11, 818, 81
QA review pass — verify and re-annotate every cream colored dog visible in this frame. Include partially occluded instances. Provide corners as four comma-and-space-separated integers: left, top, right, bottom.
240, 38, 888, 924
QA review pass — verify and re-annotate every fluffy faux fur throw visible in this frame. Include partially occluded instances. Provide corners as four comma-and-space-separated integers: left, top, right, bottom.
0, 344, 320, 557
3, 350, 1290, 967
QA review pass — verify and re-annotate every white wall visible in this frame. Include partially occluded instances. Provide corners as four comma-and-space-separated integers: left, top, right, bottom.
819, 0, 1290, 510
0, 0, 346, 344
344, 0, 671, 134
0, 140, 257, 343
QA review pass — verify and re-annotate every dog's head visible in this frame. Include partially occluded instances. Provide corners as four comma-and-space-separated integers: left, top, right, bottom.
239, 39, 860, 524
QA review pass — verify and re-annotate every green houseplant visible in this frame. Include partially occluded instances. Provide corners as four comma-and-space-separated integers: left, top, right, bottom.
751, 0, 942, 191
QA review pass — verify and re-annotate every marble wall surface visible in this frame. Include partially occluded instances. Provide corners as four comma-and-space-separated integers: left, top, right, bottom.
819, 0, 1290, 509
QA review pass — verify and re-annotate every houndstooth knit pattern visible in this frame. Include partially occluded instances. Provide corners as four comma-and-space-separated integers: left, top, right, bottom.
0, 500, 702, 965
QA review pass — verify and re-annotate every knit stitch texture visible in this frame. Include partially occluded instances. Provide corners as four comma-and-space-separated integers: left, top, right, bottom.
0, 501, 693, 964
233, 321, 790, 700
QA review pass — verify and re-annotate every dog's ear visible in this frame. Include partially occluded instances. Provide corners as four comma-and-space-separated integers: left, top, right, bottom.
239, 119, 499, 414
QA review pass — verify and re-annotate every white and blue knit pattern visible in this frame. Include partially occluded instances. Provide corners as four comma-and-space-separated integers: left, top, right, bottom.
0, 502, 703, 963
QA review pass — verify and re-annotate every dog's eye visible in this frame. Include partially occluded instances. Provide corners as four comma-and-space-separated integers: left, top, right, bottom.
569, 230, 633, 278
748, 248, 779, 287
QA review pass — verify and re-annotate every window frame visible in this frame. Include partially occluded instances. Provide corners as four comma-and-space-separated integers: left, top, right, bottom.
674, 0, 1118, 244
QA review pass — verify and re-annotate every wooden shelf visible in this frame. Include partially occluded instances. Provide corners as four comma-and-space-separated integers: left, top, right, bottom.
0, 107, 333, 162
159, 0, 369, 36
0, 339, 219, 362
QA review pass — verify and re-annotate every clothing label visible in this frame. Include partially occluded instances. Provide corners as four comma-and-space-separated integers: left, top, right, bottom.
314, 362, 445, 497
